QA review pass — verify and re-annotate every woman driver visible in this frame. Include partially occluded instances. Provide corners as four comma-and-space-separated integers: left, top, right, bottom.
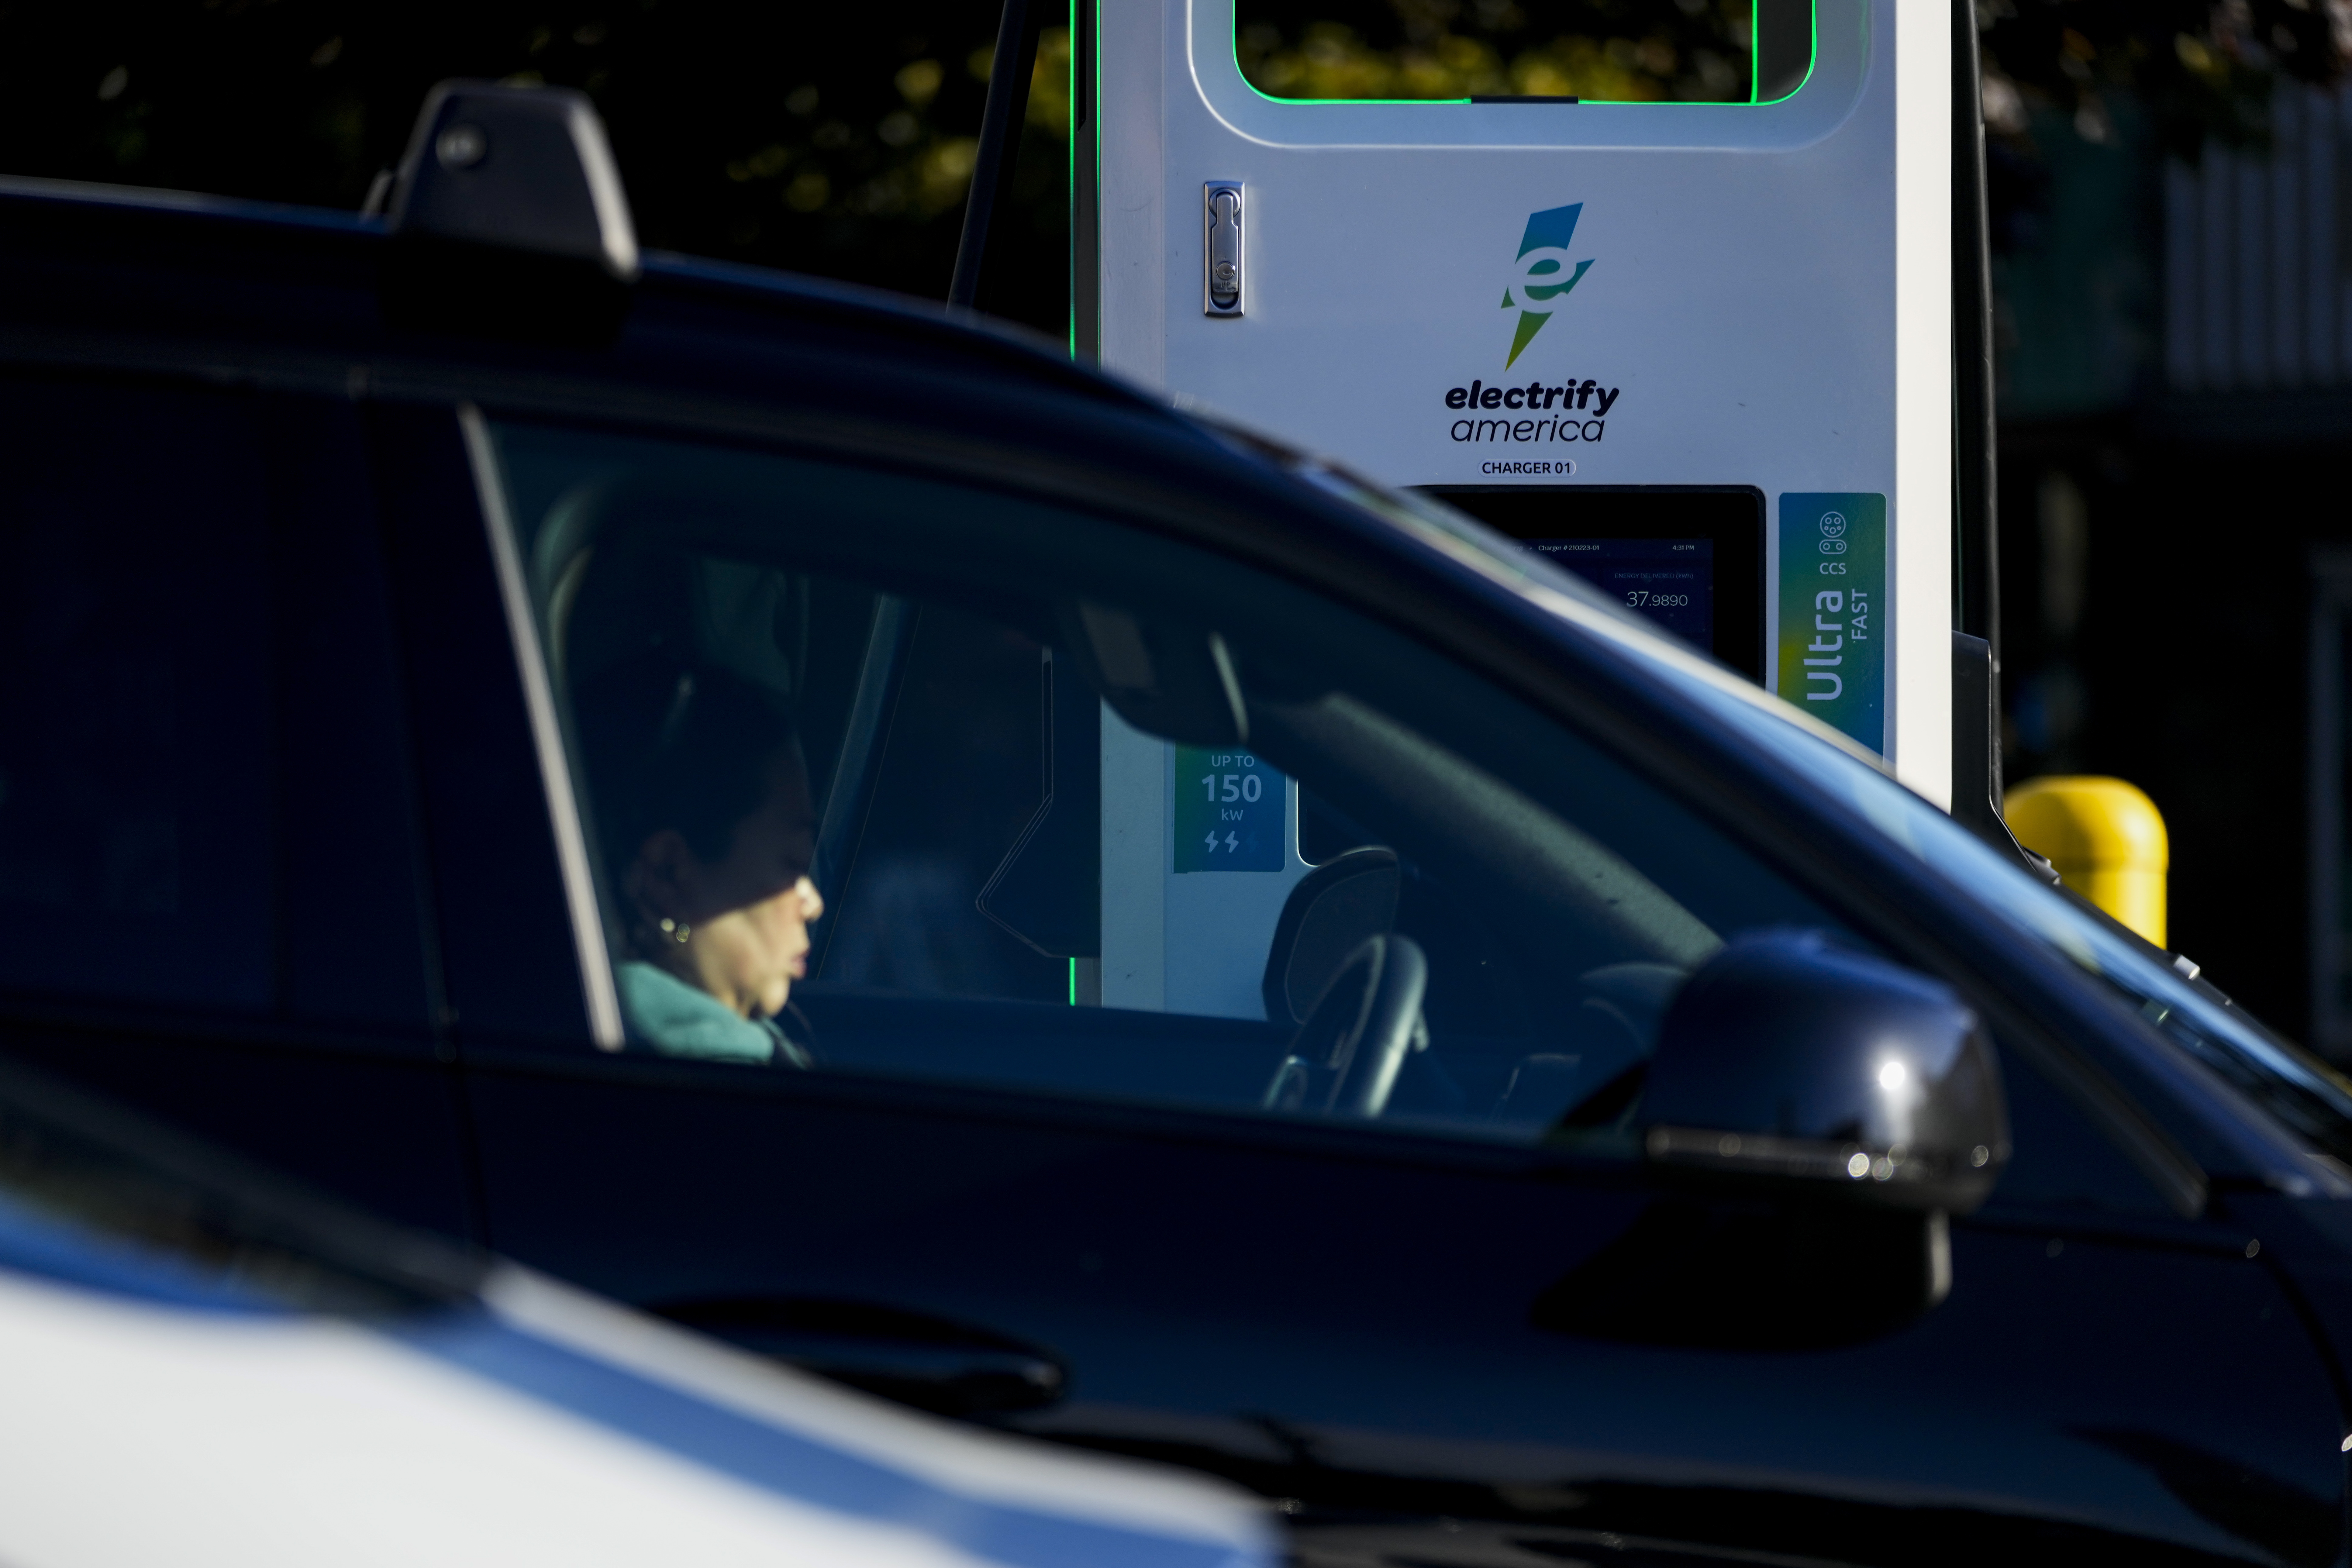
575, 659, 825, 1065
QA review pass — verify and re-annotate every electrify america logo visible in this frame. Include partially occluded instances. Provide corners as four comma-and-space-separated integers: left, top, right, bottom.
1499, 202, 1593, 367
1439, 203, 1617, 464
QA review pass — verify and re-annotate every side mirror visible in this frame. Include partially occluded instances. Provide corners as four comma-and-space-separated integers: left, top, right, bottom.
1533, 933, 2007, 1350
1639, 930, 2009, 1212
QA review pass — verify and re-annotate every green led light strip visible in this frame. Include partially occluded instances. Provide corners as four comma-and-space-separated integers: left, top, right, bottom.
1230, 0, 1816, 108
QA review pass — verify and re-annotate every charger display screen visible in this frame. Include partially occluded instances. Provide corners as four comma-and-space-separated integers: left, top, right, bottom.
1415, 486, 1763, 683
1524, 537, 1713, 646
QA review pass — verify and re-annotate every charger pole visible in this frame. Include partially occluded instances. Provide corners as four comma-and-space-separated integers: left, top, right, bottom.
951, 0, 1044, 310
1952, 0, 2001, 767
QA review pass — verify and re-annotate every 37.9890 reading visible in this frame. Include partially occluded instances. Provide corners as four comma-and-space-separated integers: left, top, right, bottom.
1625, 591, 1691, 608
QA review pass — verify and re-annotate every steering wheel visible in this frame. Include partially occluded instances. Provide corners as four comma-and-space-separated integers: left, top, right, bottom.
1261, 934, 1429, 1117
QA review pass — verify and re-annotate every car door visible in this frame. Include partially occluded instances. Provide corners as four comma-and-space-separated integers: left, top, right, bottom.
405, 393, 2343, 1568
0, 370, 475, 1239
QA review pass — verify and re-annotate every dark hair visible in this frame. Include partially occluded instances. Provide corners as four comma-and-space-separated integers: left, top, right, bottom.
573, 660, 805, 876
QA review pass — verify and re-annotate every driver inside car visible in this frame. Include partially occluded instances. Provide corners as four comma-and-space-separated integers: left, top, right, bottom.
574, 657, 824, 1066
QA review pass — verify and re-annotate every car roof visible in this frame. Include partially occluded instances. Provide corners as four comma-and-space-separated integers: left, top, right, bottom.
0, 171, 1117, 395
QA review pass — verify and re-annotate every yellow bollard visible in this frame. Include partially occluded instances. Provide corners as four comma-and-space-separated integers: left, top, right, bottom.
2004, 776, 2169, 947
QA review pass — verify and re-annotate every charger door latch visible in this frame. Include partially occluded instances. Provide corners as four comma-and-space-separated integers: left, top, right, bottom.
1204, 183, 1243, 315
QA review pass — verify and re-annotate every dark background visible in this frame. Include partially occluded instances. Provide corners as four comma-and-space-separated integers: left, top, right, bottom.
0, 2, 1073, 335
1975, 1, 2352, 1052
2, 1, 2346, 1045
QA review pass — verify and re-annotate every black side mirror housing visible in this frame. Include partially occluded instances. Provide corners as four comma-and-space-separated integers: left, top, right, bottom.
1638, 930, 2009, 1213
1537, 933, 2007, 1350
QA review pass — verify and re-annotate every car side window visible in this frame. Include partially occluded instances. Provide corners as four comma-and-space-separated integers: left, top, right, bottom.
486, 416, 1865, 1146
817, 601, 1075, 1002
0, 377, 432, 1029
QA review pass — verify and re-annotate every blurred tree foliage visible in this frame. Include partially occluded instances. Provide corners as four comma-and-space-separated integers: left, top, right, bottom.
6, 2, 2343, 343
0, 2, 1070, 334
1235, 0, 1760, 101
1976, 1, 2349, 284
1232, 0, 2352, 123
1978, 0, 2349, 160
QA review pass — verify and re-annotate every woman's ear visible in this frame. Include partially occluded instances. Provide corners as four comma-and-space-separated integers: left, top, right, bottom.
627, 829, 699, 918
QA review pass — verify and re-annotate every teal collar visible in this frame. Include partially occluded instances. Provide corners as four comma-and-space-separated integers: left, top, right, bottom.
616, 961, 785, 1064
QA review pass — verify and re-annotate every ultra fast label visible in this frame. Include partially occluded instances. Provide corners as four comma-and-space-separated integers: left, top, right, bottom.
1777, 493, 1884, 753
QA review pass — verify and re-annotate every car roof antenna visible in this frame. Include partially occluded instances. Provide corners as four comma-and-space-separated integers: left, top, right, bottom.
380, 80, 640, 343
387, 79, 638, 280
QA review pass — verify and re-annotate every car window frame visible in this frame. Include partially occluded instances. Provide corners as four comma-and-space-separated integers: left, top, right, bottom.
440, 384, 2240, 1229
0, 229, 2184, 1217
4, 203, 2219, 1234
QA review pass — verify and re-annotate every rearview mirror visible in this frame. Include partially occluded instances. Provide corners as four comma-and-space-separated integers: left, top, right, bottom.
1639, 930, 2009, 1212
1059, 601, 1248, 747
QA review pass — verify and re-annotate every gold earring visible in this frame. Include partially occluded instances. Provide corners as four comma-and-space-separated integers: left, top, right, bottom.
658, 917, 691, 944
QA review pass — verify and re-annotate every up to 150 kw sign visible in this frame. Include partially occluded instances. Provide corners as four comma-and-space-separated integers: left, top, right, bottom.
1173, 747, 1284, 872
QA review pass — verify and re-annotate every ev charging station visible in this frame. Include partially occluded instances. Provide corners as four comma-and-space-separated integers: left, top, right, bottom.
1057, 0, 1989, 1016
1082, 0, 1953, 771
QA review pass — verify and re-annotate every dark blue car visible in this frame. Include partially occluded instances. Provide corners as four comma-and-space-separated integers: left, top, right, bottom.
2, 81, 2349, 1568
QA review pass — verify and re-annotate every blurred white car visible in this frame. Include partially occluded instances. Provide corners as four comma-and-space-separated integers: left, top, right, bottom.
0, 1061, 1273, 1568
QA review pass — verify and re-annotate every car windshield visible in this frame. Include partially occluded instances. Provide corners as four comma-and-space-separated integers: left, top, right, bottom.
1700, 666, 2352, 1176
1318, 467, 2352, 1178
